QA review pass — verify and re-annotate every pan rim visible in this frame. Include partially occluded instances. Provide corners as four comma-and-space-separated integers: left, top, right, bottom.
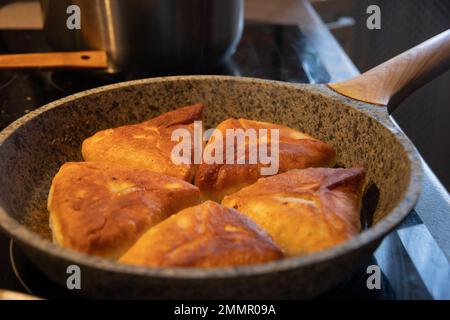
0, 75, 422, 279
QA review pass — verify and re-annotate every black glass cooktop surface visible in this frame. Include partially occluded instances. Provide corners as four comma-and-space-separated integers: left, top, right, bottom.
0, 22, 329, 131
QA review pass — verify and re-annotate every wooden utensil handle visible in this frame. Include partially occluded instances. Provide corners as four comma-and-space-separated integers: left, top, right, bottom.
328, 29, 450, 108
0, 51, 108, 69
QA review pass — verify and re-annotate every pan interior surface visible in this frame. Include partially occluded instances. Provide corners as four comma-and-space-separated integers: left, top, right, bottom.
0, 76, 417, 278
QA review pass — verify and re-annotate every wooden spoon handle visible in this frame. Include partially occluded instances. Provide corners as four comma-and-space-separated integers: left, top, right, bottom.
0, 289, 41, 300
0, 51, 108, 69
328, 29, 450, 108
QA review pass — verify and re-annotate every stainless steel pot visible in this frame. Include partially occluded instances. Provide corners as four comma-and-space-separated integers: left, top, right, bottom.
40, 0, 244, 74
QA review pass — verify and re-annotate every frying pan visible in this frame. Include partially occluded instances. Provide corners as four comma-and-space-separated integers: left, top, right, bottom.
0, 30, 449, 299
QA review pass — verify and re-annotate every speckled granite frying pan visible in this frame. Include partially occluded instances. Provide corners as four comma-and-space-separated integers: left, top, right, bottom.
0, 31, 449, 299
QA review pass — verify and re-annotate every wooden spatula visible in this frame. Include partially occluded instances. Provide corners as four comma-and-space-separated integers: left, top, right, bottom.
0, 51, 108, 70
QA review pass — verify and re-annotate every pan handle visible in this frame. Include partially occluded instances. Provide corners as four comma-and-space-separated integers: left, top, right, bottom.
0, 51, 108, 70
328, 29, 450, 109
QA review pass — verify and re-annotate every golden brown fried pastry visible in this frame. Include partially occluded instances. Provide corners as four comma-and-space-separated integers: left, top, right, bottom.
195, 118, 336, 201
222, 167, 366, 257
82, 103, 203, 182
48, 162, 200, 259
119, 201, 283, 268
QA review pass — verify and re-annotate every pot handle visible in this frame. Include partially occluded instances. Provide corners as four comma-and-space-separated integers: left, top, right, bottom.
0, 51, 107, 70
328, 29, 450, 109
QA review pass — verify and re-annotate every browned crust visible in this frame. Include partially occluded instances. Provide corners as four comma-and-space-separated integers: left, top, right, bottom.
119, 201, 283, 267
195, 118, 337, 201
81, 104, 203, 182
222, 167, 366, 256
143, 103, 203, 127
48, 161, 200, 259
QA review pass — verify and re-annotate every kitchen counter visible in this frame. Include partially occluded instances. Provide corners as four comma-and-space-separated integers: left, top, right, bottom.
0, 0, 449, 299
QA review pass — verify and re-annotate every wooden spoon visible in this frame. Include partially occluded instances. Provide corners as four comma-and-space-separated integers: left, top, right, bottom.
0, 289, 41, 300
0, 50, 108, 70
